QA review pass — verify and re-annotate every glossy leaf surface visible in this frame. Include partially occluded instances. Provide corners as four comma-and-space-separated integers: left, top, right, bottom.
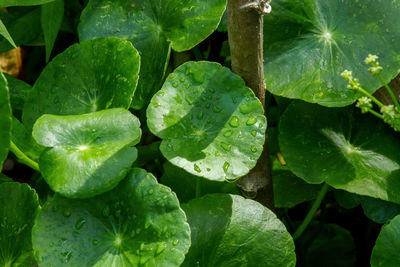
0, 0, 55, 7
5, 73, 31, 117
12, 117, 44, 161
0, 18, 16, 47
41, 0, 64, 62
147, 61, 266, 181
280, 101, 400, 203
371, 215, 400, 267
79, 0, 226, 109
264, 0, 400, 106
23, 37, 140, 129
0, 72, 11, 169
32, 168, 191, 267
0, 182, 40, 267
182, 194, 296, 267
32, 108, 141, 198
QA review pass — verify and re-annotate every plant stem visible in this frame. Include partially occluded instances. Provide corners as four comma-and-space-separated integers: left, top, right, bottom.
368, 109, 384, 120
378, 74, 400, 110
9, 141, 40, 171
293, 183, 330, 240
227, 0, 274, 209
356, 87, 385, 108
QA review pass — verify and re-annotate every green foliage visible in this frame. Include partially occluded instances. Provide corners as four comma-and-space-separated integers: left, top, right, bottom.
41, 0, 63, 62
0, 72, 11, 169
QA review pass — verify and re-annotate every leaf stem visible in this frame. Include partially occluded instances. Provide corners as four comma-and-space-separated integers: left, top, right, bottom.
368, 109, 384, 120
9, 141, 40, 172
378, 74, 400, 110
293, 183, 330, 240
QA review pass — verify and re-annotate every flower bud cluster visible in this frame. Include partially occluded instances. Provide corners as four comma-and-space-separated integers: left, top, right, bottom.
365, 54, 383, 76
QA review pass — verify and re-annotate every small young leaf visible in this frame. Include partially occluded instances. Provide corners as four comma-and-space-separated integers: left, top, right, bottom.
0, 18, 16, 47
182, 194, 296, 267
0, 72, 11, 169
371, 215, 400, 267
4, 73, 31, 117
23, 37, 140, 129
79, 0, 226, 109
147, 61, 266, 181
41, 0, 64, 62
279, 101, 400, 204
12, 117, 44, 162
32, 108, 141, 198
0, 0, 55, 7
264, 0, 400, 107
0, 182, 40, 267
32, 168, 191, 267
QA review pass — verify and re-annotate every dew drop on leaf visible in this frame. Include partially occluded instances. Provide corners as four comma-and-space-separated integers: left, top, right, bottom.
246, 116, 257, 125
251, 130, 257, 137
194, 164, 201, 173
75, 218, 86, 230
251, 146, 258, 153
220, 142, 231, 152
229, 116, 239, 127
224, 130, 233, 137
223, 161, 230, 172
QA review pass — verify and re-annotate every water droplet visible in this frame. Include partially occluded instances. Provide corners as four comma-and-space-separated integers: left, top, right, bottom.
194, 164, 201, 173
75, 218, 86, 230
220, 142, 231, 152
63, 208, 71, 218
232, 96, 238, 103
172, 82, 179, 88
197, 111, 204, 120
173, 239, 179, 246
61, 251, 72, 263
92, 239, 99, 246
185, 95, 193, 105
239, 102, 255, 114
251, 130, 257, 137
162, 195, 167, 200
229, 116, 239, 127
246, 116, 257, 125
147, 189, 154, 195
251, 146, 258, 153
224, 130, 233, 137
213, 105, 222, 113
215, 151, 220, 156
166, 143, 173, 151
223, 161, 230, 172
192, 71, 205, 83
103, 206, 110, 217
156, 242, 166, 254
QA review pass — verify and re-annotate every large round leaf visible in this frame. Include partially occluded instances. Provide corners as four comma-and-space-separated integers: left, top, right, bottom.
79, 0, 226, 109
22, 37, 140, 129
147, 61, 266, 181
0, 182, 40, 267
279, 101, 400, 203
0, 72, 11, 169
182, 194, 296, 267
32, 108, 141, 198
371, 215, 400, 267
264, 0, 400, 107
32, 168, 191, 267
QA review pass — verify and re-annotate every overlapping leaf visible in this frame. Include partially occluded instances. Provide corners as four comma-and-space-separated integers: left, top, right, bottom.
182, 194, 296, 267
0, 72, 11, 169
23, 37, 140, 129
0, 182, 40, 267
79, 0, 226, 109
32, 108, 141, 198
32, 168, 191, 267
279, 101, 400, 203
147, 61, 266, 181
264, 0, 400, 106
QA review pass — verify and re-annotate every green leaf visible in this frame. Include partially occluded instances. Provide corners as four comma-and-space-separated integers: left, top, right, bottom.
160, 162, 239, 203
147, 61, 266, 181
297, 224, 356, 267
334, 190, 361, 209
0, 72, 11, 170
361, 197, 400, 224
12, 117, 44, 162
41, 0, 63, 62
0, 18, 16, 47
0, 174, 12, 183
371, 215, 400, 267
0, 7, 42, 53
264, 0, 400, 107
0, 182, 40, 267
32, 108, 141, 198
182, 194, 296, 267
0, 0, 55, 8
272, 159, 322, 208
4, 73, 31, 118
23, 37, 140, 130
279, 101, 400, 203
79, 0, 226, 109
32, 168, 191, 267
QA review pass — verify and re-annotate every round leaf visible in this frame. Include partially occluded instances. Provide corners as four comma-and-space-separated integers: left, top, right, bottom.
371, 215, 400, 267
279, 101, 400, 203
79, 0, 226, 109
147, 61, 266, 181
32, 168, 191, 267
264, 0, 400, 107
0, 182, 40, 267
361, 197, 400, 224
0, 72, 11, 169
32, 108, 141, 198
23, 37, 140, 129
182, 194, 296, 267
